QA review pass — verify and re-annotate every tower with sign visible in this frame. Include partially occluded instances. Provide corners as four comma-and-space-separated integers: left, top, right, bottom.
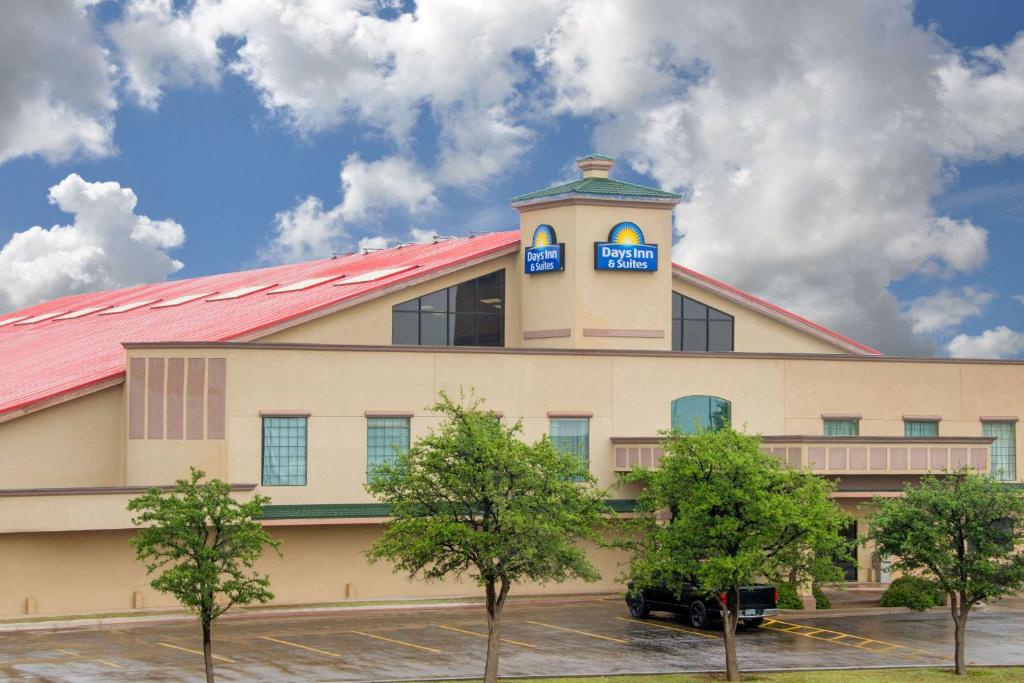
512, 154, 681, 349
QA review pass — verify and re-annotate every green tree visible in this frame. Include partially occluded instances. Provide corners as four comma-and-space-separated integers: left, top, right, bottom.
624, 428, 849, 682
366, 393, 609, 683
866, 469, 1024, 675
128, 468, 282, 683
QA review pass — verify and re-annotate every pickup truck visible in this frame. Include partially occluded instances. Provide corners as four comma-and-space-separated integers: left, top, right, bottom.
626, 582, 779, 628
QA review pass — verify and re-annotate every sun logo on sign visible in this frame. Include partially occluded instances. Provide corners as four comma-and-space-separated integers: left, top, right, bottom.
532, 224, 556, 248
608, 222, 645, 245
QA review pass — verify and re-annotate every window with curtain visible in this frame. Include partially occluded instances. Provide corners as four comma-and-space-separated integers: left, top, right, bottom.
823, 418, 859, 436
392, 270, 504, 347
984, 421, 1017, 482
671, 396, 731, 434
904, 420, 939, 438
367, 416, 411, 477
672, 292, 734, 352
262, 416, 307, 486
550, 418, 590, 477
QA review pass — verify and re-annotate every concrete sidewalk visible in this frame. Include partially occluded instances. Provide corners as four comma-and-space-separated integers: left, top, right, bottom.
0, 593, 617, 633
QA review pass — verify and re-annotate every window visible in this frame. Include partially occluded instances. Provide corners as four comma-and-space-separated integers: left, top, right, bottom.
672, 293, 734, 352
392, 270, 504, 347
367, 417, 411, 477
671, 396, 731, 434
823, 418, 859, 436
262, 416, 307, 486
550, 418, 590, 477
984, 421, 1017, 482
904, 420, 939, 438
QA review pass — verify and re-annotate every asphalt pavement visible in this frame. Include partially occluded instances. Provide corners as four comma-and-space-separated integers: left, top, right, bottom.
1, 596, 1022, 681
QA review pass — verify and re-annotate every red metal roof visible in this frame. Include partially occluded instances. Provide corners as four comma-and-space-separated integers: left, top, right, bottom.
0, 232, 519, 419
0, 230, 878, 420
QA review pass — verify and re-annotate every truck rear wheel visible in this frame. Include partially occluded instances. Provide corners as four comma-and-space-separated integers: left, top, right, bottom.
689, 601, 709, 629
626, 593, 650, 619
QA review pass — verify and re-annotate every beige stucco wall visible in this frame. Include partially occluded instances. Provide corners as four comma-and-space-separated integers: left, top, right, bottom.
0, 525, 627, 618
260, 253, 521, 347
0, 385, 124, 489
518, 201, 675, 350
116, 345, 1024, 506
671, 279, 848, 354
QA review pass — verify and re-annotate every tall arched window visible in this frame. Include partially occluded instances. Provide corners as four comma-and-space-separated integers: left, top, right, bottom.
671, 395, 731, 434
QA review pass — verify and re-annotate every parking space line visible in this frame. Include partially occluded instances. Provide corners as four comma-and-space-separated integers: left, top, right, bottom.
437, 624, 536, 648
350, 630, 442, 654
157, 642, 236, 663
614, 616, 719, 640
55, 648, 122, 669
526, 620, 628, 644
761, 619, 947, 662
258, 635, 342, 658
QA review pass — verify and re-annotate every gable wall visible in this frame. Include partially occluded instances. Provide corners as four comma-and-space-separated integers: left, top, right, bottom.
672, 278, 850, 354
259, 254, 520, 346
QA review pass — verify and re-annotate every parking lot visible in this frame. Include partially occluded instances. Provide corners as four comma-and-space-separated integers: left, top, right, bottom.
2, 597, 1023, 681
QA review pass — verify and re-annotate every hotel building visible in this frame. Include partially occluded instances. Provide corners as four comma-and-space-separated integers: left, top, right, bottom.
0, 155, 1020, 616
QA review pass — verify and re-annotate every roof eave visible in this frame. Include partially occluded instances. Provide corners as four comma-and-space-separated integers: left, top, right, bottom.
511, 193, 681, 209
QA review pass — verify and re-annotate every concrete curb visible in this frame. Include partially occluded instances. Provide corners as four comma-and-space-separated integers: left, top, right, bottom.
0, 593, 616, 633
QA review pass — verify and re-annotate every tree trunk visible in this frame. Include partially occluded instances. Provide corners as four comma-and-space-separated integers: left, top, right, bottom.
952, 591, 971, 675
202, 614, 215, 683
721, 588, 741, 682
483, 579, 511, 683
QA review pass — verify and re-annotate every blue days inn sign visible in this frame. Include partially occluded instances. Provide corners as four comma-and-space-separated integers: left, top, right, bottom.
524, 224, 565, 274
594, 221, 658, 271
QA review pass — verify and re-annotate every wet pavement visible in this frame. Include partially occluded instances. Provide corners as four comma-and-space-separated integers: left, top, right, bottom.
1, 597, 1023, 681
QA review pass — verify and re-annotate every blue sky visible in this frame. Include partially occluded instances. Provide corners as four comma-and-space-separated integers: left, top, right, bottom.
1, 0, 1022, 358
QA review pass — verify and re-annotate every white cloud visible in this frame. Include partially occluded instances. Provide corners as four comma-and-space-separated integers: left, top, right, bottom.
106, 0, 223, 108
110, 0, 556, 184
0, 174, 185, 311
0, 1, 116, 163
409, 228, 437, 243
106, 1, 1024, 353
935, 35, 1024, 160
337, 155, 437, 221
266, 154, 436, 263
1015, 294, 1024, 306
357, 235, 390, 252
904, 287, 994, 335
947, 326, 1024, 359
539, 0, 1024, 354
266, 195, 344, 264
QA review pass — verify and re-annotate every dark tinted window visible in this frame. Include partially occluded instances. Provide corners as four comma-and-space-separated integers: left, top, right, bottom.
672, 292, 734, 352
392, 270, 505, 347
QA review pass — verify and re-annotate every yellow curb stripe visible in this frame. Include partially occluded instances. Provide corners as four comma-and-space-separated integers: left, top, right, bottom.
773, 618, 947, 658
614, 616, 719, 640
761, 622, 946, 662
157, 642, 235, 664
350, 630, 442, 654
437, 624, 535, 648
527, 620, 628, 644
258, 635, 342, 658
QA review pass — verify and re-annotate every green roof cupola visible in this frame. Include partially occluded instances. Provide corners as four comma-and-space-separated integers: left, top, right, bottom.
511, 153, 681, 206
577, 153, 616, 178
